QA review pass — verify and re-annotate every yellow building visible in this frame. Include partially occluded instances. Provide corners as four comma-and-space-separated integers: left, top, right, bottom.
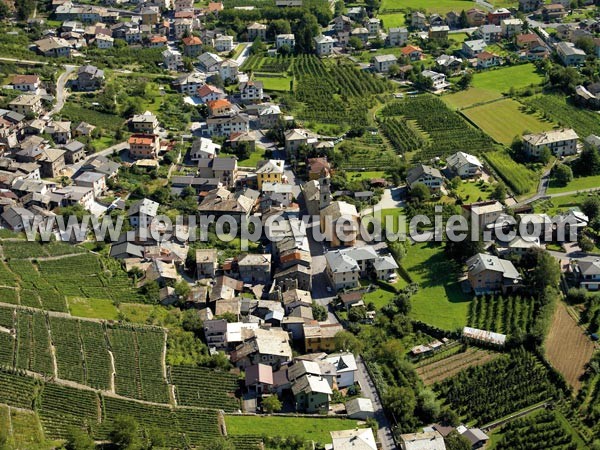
256, 159, 285, 190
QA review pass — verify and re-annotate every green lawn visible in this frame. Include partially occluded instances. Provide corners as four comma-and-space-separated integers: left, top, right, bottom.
533, 193, 589, 215
346, 171, 386, 181
448, 32, 469, 42
402, 241, 471, 331
443, 88, 506, 110
380, 0, 479, 14
362, 285, 398, 309
254, 75, 292, 92
67, 297, 120, 320
236, 148, 266, 167
224, 416, 364, 444
456, 180, 491, 202
462, 98, 554, 145
368, 207, 406, 234
548, 174, 600, 194
379, 13, 406, 29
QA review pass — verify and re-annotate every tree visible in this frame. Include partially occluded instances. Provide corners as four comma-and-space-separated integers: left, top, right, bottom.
262, 395, 282, 413
109, 415, 140, 450
553, 164, 573, 187
312, 302, 327, 321
459, 10, 468, 28
174, 281, 191, 299
528, 250, 561, 291
409, 182, 430, 203
384, 386, 416, 424
249, 36, 266, 55
64, 427, 95, 450
538, 146, 552, 164
444, 431, 472, 450
457, 72, 473, 90
575, 146, 600, 176
267, 19, 292, 40
583, 197, 600, 220
294, 13, 319, 53
348, 36, 364, 50
575, 36, 595, 55
388, 64, 401, 77
578, 234, 595, 252
334, 331, 363, 354
490, 182, 507, 203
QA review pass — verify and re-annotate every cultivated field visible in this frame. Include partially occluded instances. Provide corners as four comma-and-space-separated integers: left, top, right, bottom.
379, 0, 482, 14
462, 98, 554, 145
484, 150, 539, 195
416, 347, 500, 386
545, 302, 596, 391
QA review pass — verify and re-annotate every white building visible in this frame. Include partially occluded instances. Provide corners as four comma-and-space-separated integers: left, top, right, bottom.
522, 128, 579, 158
372, 54, 397, 73
214, 35, 234, 52
190, 137, 220, 160
162, 48, 182, 71
421, 70, 449, 90
388, 27, 408, 46
276, 33, 296, 50
314, 35, 335, 56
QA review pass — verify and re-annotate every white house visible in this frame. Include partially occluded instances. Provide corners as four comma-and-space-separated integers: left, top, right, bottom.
522, 128, 579, 158
162, 48, 182, 71
421, 70, 449, 90
462, 39, 487, 57
214, 35, 234, 52
388, 27, 408, 46
406, 164, 444, 191
372, 54, 397, 73
276, 34, 295, 50
324, 353, 357, 388
190, 137, 220, 160
446, 151, 483, 178
314, 35, 335, 56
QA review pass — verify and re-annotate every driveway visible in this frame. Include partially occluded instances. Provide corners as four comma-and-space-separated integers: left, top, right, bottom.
48, 64, 77, 117
363, 186, 406, 216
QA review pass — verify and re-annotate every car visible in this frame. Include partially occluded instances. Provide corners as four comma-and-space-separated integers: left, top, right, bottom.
326, 286, 332, 293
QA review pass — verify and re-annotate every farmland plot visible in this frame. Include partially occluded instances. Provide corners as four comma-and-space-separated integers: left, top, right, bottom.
416, 347, 500, 386
170, 365, 240, 411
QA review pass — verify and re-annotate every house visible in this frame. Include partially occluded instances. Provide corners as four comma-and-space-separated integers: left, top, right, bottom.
72, 65, 104, 91
477, 51, 502, 69
284, 129, 311, 154
128, 198, 159, 228
373, 255, 399, 282
214, 35, 234, 52
238, 81, 263, 102
247, 22, 267, 41
128, 134, 159, 159
276, 34, 295, 50
421, 70, 449, 91
9, 95, 43, 117
519, 0, 542, 12
196, 248, 218, 278
230, 327, 293, 369
556, 42, 586, 67
11, 75, 41, 93
95, 34, 114, 48
366, 17, 380, 36
487, 8, 511, 25
198, 188, 254, 222
345, 398, 375, 420
388, 27, 408, 46
406, 164, 444, 192
307, 157, 331, 180
207, 98, 233, 117
220, 60, 239, 82
462, 200, 504, 231
140, 6, 160, 24
292, 374, 332, 413
34, 37, 72, 57
274, 263, 312, 291
516, 34, 549, 60
320, 201, 359, 248
173, 18, 193, 39
330, 428, 377, 450
522, 128, 579, 158
462, 39, 487, 57
162, 48, 182, 71
436, 54, 462, 74
447, 151, 483, 178
466, 8, 486, 26
39, 148, 66, 178
401, 45, 423, 61
148, 35, 168, 48
258, 104, 282, 128
501, 18, 523, 37
314, 35, 335, 57
130, 113, 159, 135
238, 253, 271, 284
429, 25, 449, 40
400, 431, 446, 450
62, 140, 86, 164
206, 114, 250, 137
477, 24, 502, 43
245, 364, 273, 394
445, 11, 460, 28
182, 36, 203, 57
324, 353, 357, 388
73, 171, 106, 197
45, 121, 71, 144
304, 323, 343, 352
411, 11, 427, 30
325, 250, 360, 291
372, 54, 397, 73
198, 52, 223, 72
197, 158, 238, 187
190, 137, 220, 160
466, 253, 522, 295
256, 159, 285, 190
351, 27, 369, 44
109, 242, 144, 260
460, 428, 490, 449
1, 206, 35, 232
261, 182, 293, 207
540, 4, 566, 21
197, 84, 226, 103
570, 258, 600, 290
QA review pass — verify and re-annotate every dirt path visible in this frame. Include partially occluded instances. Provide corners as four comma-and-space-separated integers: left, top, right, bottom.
107, 349, 116, 394
546, 302, 596, 392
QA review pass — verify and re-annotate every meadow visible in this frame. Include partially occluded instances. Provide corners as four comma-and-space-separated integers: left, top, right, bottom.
547, 174, 600, 194
380, 0, 479, 14
462, 98, 554, 145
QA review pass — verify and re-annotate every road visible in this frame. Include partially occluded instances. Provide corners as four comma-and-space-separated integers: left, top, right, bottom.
0, 56, 47, 65
70, 141, 129, 174
234, 42, 252, 67
48, 64, 77, 117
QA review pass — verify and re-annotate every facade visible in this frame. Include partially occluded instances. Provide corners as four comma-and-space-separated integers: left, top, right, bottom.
388, 27, 408, 46
9, 95, 43, 116
372, 54, 397, 73
314, 35, 335, 56
276, 34, 295, 50
163, 49, 183, 71
247, 22, 267, 41
196, 249, 218, 278
128, 134, 160, 159
446, 151, 483, 178
214, 35, 234, 52
556, 42, 586, 66
238, 81, 263, 102
467, 253, 522, 295
256, 159, 285, 190
406, 164, 444, 191
522, 128, 579, 158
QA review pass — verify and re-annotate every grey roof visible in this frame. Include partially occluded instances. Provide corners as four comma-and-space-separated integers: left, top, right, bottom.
406, 164, 443, 185
128, 198, 159, 217
466, 253, 520, 280
110, 241, 144, 259
325, 250, 360, 274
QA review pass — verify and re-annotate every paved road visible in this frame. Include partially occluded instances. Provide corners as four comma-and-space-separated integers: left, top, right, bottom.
48, 64, 77, 117
234, 42, 252, 67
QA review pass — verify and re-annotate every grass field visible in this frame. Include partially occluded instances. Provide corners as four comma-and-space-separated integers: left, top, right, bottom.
456, 180, 491, 202
379, 13, 406, 28
224, 415, 364, 444
402, 241, 471, 330
236, 148, 266, 167
254, 75, 292, 92
380, 0, 478, 14
545, 302, 595, 391
532, 193, 589, 215
443, 88, 502, 110
346, 171, 386, 181
67, 297, 120, 320
462, 98, 554, 145
548, 174, 600, 194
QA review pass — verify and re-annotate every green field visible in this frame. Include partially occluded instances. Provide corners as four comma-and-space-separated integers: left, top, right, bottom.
346, 171, 386, 181
224, 415, 364, 444
456, 180, 491, 202
402, 241, 471, 330
379, 13, 406, 29
484, 150, 538, 196
462, 98, 554, 145
236, 148, 266, 167
254, 75, 292, 92
67, 297, 120, 320
444, 88, 503, 110
380, 0, 479, 14
548, 174, 600, 194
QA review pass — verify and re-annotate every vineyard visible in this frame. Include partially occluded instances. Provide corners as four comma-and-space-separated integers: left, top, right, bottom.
108, 324, 170, 403
0, 240, 85, 259
467, 295, 536, 336
14, 310, 54, 376
524, 94, 600, 139
415, 347, 500, 386
335, 131, 399, 170
241, 54, 294, 73
491, 409, 579, 450
292, 55, 391, 132
380, 95, 493, 161
484, 150, 538, 195
434, 349, 557, 424
379, 117, 426, 156
170, 365, 240, 411
0, 367, 223, 445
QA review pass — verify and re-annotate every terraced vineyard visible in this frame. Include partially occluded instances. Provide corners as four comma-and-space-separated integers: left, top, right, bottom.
108, 324, 169, 403
416, 347, 500, 386
0, 241, 85, 259
0, 368, 39, 410
14, 310, 54, 376
0, 260, 17, 287
468, 295, 536, 336
170, 365, 240, 411
380, 95, 494, 161
79, 320, 113, 390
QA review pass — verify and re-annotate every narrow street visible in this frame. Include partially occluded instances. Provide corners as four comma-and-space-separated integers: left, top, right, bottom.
48, 64, 78, 117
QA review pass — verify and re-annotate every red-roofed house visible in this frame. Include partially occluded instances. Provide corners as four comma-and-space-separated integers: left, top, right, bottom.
149, 35, 168, 48
207, 1, 223, 13
182, 36, 203, 57
401, 45, 423, 61
11, 75, 41, 92
307, 157, 331, 180
476, 51, 502, 68
207, 98, 233, 117
197, 84, 226, 103
128, 134, 160, 159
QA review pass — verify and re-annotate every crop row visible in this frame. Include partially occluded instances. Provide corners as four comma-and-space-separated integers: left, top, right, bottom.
485, 150, 537, 195
468, 295, 536, 336
379, 117, 426, 155
170, 365, 240, 411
